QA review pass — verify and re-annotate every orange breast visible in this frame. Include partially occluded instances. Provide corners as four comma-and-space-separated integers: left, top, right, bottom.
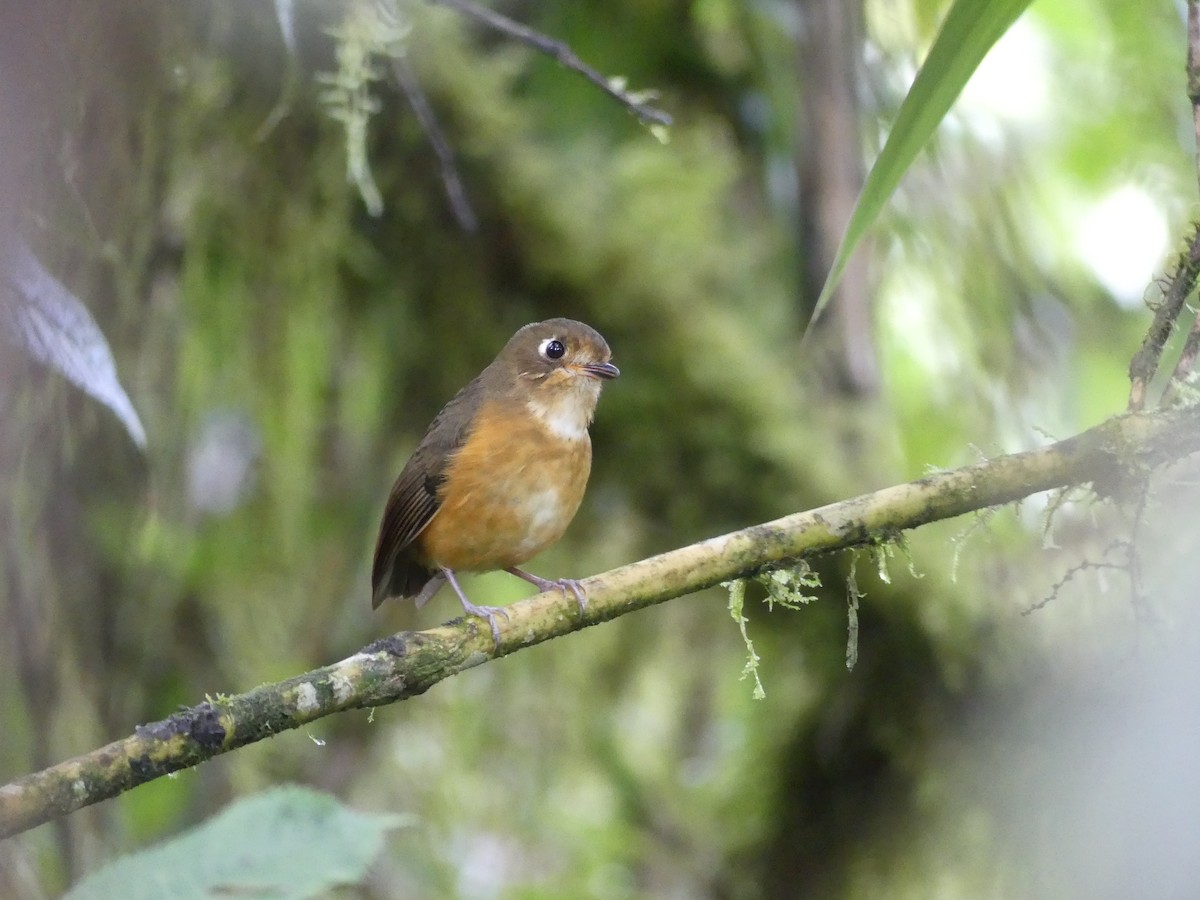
417, 400, 592, 572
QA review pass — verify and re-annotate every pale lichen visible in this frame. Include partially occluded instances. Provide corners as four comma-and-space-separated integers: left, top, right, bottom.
318, 2, 411, 216
846, 555, 861, 672
293, 682, 320, 715
723, 578, 765, 700
756, 561, 820, 610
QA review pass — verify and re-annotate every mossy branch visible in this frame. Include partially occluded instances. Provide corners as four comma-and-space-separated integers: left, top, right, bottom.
3, 407, 1199, 838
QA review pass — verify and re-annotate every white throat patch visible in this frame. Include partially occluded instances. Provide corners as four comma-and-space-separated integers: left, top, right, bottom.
525, 377, 601, 441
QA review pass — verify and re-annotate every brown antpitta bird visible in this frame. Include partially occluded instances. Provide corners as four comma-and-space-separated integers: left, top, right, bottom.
371, 318, 618, 646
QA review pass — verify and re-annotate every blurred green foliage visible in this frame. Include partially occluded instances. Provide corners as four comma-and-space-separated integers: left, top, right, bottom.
66, 786, 406, 899
0, 0, 1193, 897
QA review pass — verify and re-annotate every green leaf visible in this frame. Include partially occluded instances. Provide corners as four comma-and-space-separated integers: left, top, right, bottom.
66, 786, 411, 900
806, 0, 1034, 331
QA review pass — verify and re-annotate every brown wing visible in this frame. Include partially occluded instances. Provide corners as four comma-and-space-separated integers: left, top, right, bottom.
371, 377, 485, 608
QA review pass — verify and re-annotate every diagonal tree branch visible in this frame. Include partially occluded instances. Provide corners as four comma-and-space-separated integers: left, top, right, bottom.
3, 406, 1200, 839
1127, 221, 1200, 410
391, 52, 479, 232
1131, 8, 1200, 409
427, 0, 673, 127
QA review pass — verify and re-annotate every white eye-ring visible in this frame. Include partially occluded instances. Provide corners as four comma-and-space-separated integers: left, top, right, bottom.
539, 338, 566, 360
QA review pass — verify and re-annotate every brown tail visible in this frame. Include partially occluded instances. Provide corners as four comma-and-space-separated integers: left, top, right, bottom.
371, 558, 437, 610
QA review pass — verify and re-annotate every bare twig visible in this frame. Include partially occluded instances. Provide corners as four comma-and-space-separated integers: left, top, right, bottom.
1127, 223, 1200, 410
391, 54, 479, 231
1022, 548, 1131, 616
427, 0, 673, 128
4, 407, 1200, 838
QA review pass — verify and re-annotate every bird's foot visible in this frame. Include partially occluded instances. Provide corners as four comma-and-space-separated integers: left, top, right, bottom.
506, 567, 588, 616
441, 567, 509, 649
460, 599, 511, 648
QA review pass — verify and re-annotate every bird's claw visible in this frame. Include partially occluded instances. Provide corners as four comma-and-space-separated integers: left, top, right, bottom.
462, 601, 510, 648
527, 575, 587, 615
505, 567, 588, 619
557, 578, 588, 615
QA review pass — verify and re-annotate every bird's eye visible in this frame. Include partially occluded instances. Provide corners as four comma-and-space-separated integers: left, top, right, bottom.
540, 338, 566, 360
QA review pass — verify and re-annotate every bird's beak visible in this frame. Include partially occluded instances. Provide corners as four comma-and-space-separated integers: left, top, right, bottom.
578, 361, 620, 380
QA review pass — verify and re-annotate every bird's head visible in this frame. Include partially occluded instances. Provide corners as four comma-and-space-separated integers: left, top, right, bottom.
491, 317, 618, 440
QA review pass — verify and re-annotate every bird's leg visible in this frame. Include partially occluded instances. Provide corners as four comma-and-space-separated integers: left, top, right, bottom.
505, 566, 588, 616
441, 567, 509, 647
